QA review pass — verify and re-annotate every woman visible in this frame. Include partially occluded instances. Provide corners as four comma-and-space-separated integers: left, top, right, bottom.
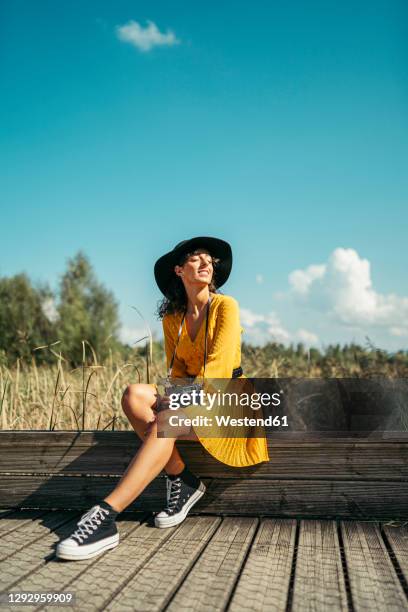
56, 236, 270, 561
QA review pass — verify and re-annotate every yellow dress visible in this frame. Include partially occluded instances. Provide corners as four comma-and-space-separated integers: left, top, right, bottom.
151, 292, 270, 468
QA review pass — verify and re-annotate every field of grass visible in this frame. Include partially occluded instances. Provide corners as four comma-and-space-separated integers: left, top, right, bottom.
1, 341, 407, 430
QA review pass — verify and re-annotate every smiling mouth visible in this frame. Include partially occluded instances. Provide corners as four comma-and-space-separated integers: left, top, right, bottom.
199, 270, 209, 274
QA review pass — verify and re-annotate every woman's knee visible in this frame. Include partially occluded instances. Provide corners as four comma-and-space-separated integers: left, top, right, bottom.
121, 383, 157, 421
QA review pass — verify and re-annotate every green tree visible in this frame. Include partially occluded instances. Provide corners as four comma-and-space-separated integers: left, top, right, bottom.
57, 251, 121, 365
0, 273, 55, 364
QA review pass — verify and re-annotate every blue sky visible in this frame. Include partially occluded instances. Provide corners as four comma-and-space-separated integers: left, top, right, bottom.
1, 0, 407, 350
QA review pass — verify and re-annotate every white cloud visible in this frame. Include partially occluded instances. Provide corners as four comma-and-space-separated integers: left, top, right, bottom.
240, 308, 290, 345
119, 326, 149, 346
238, 248, 406, 350
241, 306, 319, 347
255, 274, 264, 284
296, 329, 319, 346
116, 20, 180, 52
240, 308, 266, 328
390, 327, 408, 337
289, 264, 326, 295
263, 312, 291, 343
288, 247, 408, 333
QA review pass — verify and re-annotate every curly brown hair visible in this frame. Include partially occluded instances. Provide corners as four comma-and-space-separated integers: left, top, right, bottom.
156, 249, 221, 319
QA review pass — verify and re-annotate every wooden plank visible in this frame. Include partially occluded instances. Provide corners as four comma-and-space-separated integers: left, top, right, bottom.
291, 520, 348, 612
2, 514, 407, 612
2, 431, 406, 449
104, 516, 221, 611
202, 479, 408, 519
0, 509, 47, 537
223, 519, 296, 612
1, 430, 407, 449
166, 517, 258, 612
0, 475, 166, 511
184, 441, 408, 480
1, 432, 407, 480
8, 514, 148, 611
2, 441, 408, 480
0, 510, 77, 563
40, 520, 182, 611
0, 512, 80, 591
382, 522, 408, 585
0, 432, 143, 474
341, 521, 408, 611
2, 476, 408, 518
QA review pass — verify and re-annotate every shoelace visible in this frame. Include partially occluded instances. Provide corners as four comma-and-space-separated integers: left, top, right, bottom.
165, 476, 182, 514
71, 506, 110, 544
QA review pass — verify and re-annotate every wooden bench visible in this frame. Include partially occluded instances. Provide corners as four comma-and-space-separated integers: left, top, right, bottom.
1, 430, 408, 610
1, 430, 407, 519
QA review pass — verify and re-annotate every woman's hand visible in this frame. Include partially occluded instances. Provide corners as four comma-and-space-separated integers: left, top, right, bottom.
145, 399, 192, 439
143, 394, 171, 437
156, 394, 171, 412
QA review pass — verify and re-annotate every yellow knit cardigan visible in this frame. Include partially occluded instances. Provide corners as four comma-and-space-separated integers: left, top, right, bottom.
152, 292, 270, 467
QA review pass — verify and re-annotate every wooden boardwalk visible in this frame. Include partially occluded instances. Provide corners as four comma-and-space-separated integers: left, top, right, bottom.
1, 509, 407, 611
1, 425, 407, 611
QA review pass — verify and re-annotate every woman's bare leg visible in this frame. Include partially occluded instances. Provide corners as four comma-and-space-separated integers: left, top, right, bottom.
105, 419, 180, 512
105, 384, 199, 512
121, 383, 186, 475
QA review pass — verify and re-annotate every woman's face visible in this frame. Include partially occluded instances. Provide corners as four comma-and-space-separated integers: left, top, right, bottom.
174, 249, 214, 289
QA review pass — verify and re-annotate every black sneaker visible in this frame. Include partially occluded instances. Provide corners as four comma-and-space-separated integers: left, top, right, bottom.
154, 466, 206, 528
56, 502, 119, 561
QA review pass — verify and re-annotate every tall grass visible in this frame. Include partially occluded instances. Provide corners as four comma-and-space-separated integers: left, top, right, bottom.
0, 339, 407, 430
0, 340, 160, 431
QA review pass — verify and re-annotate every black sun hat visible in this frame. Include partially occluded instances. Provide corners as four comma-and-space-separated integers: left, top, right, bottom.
154, 236, 233, 298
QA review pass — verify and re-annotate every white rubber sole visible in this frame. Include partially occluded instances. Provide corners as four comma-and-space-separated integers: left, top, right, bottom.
56, 533, 120, 561
154, 482, 206, 528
